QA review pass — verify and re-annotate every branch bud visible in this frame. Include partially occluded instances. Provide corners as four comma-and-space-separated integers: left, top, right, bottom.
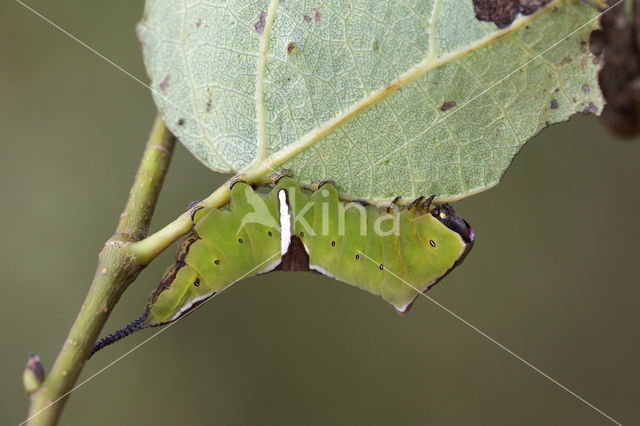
23, 353, 45, 395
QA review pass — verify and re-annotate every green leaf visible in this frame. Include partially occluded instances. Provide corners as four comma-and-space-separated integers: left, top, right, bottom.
138, 0, 603, 203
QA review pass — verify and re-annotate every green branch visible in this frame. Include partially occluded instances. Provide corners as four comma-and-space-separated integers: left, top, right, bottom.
24, 114, 176, 426
129, 183, 232, 264
22, 114, 265, 426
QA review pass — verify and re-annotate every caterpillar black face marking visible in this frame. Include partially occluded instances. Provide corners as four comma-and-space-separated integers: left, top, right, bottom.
431, 204, 473, 244
91, 177, 474, 357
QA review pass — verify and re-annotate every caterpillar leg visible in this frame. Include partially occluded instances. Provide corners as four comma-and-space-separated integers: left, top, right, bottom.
420, 195, 436, 211
408, 196, 425, 211
226, 174, 247, 189
268, 169, 292, 184
186, 200, 201, 210
311, 179, 334, 190
186, 200, 206, 222
387, 196, 401, 214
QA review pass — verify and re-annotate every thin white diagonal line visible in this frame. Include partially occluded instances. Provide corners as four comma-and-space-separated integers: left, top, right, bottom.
14, 0, 151, 93
356, 250, 623, 426
14, 1, 623, 425
18, 250, 282, 426
357, 0, 623, 181
15, 0, 621, 185
13, 0, 278, 176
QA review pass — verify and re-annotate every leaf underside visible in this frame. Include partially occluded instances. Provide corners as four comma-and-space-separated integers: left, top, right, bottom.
138, 0, 603, 204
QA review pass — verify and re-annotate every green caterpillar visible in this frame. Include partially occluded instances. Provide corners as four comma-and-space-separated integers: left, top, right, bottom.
90, 176, 474, 357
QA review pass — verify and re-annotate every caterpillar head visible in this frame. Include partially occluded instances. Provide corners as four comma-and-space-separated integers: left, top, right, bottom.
431, 204, 474, 244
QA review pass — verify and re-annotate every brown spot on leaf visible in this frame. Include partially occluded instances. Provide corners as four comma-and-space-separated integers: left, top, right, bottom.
159, 74, 170, 95
441, 101, 457, 111
582, 101, 598, 115
255, 12, 267, 35
581, 57, 589, 70
582, 83, 590, 93
196, 19, 201, 28
287, 41, 297, 55
550, 99, 559, 109
314, 7, 322, 23
206, 99, 213, 112
472, 0, 551, 28
579, 40, 588, 54
303, 15, 312, 23
177, 118, 185, 126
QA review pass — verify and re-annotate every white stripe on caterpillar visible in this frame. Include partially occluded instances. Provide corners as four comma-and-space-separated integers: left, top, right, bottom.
278, 189, 292, 256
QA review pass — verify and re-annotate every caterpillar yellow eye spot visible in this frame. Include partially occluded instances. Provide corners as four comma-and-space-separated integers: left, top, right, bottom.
89, 178, 474, 358
62, 370, 68, 377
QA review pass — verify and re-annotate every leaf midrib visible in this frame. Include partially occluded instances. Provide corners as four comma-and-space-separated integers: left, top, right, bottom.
256, 0, 281, 161
243, 0, 561, 182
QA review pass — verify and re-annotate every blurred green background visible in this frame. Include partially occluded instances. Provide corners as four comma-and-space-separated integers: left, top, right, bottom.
2, 1, 639, 425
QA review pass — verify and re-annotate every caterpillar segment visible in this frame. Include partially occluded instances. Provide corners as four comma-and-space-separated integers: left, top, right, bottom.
90, 178, 474, 357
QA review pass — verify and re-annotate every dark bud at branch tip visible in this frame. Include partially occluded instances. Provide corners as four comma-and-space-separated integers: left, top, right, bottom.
23, 353, 45, 395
